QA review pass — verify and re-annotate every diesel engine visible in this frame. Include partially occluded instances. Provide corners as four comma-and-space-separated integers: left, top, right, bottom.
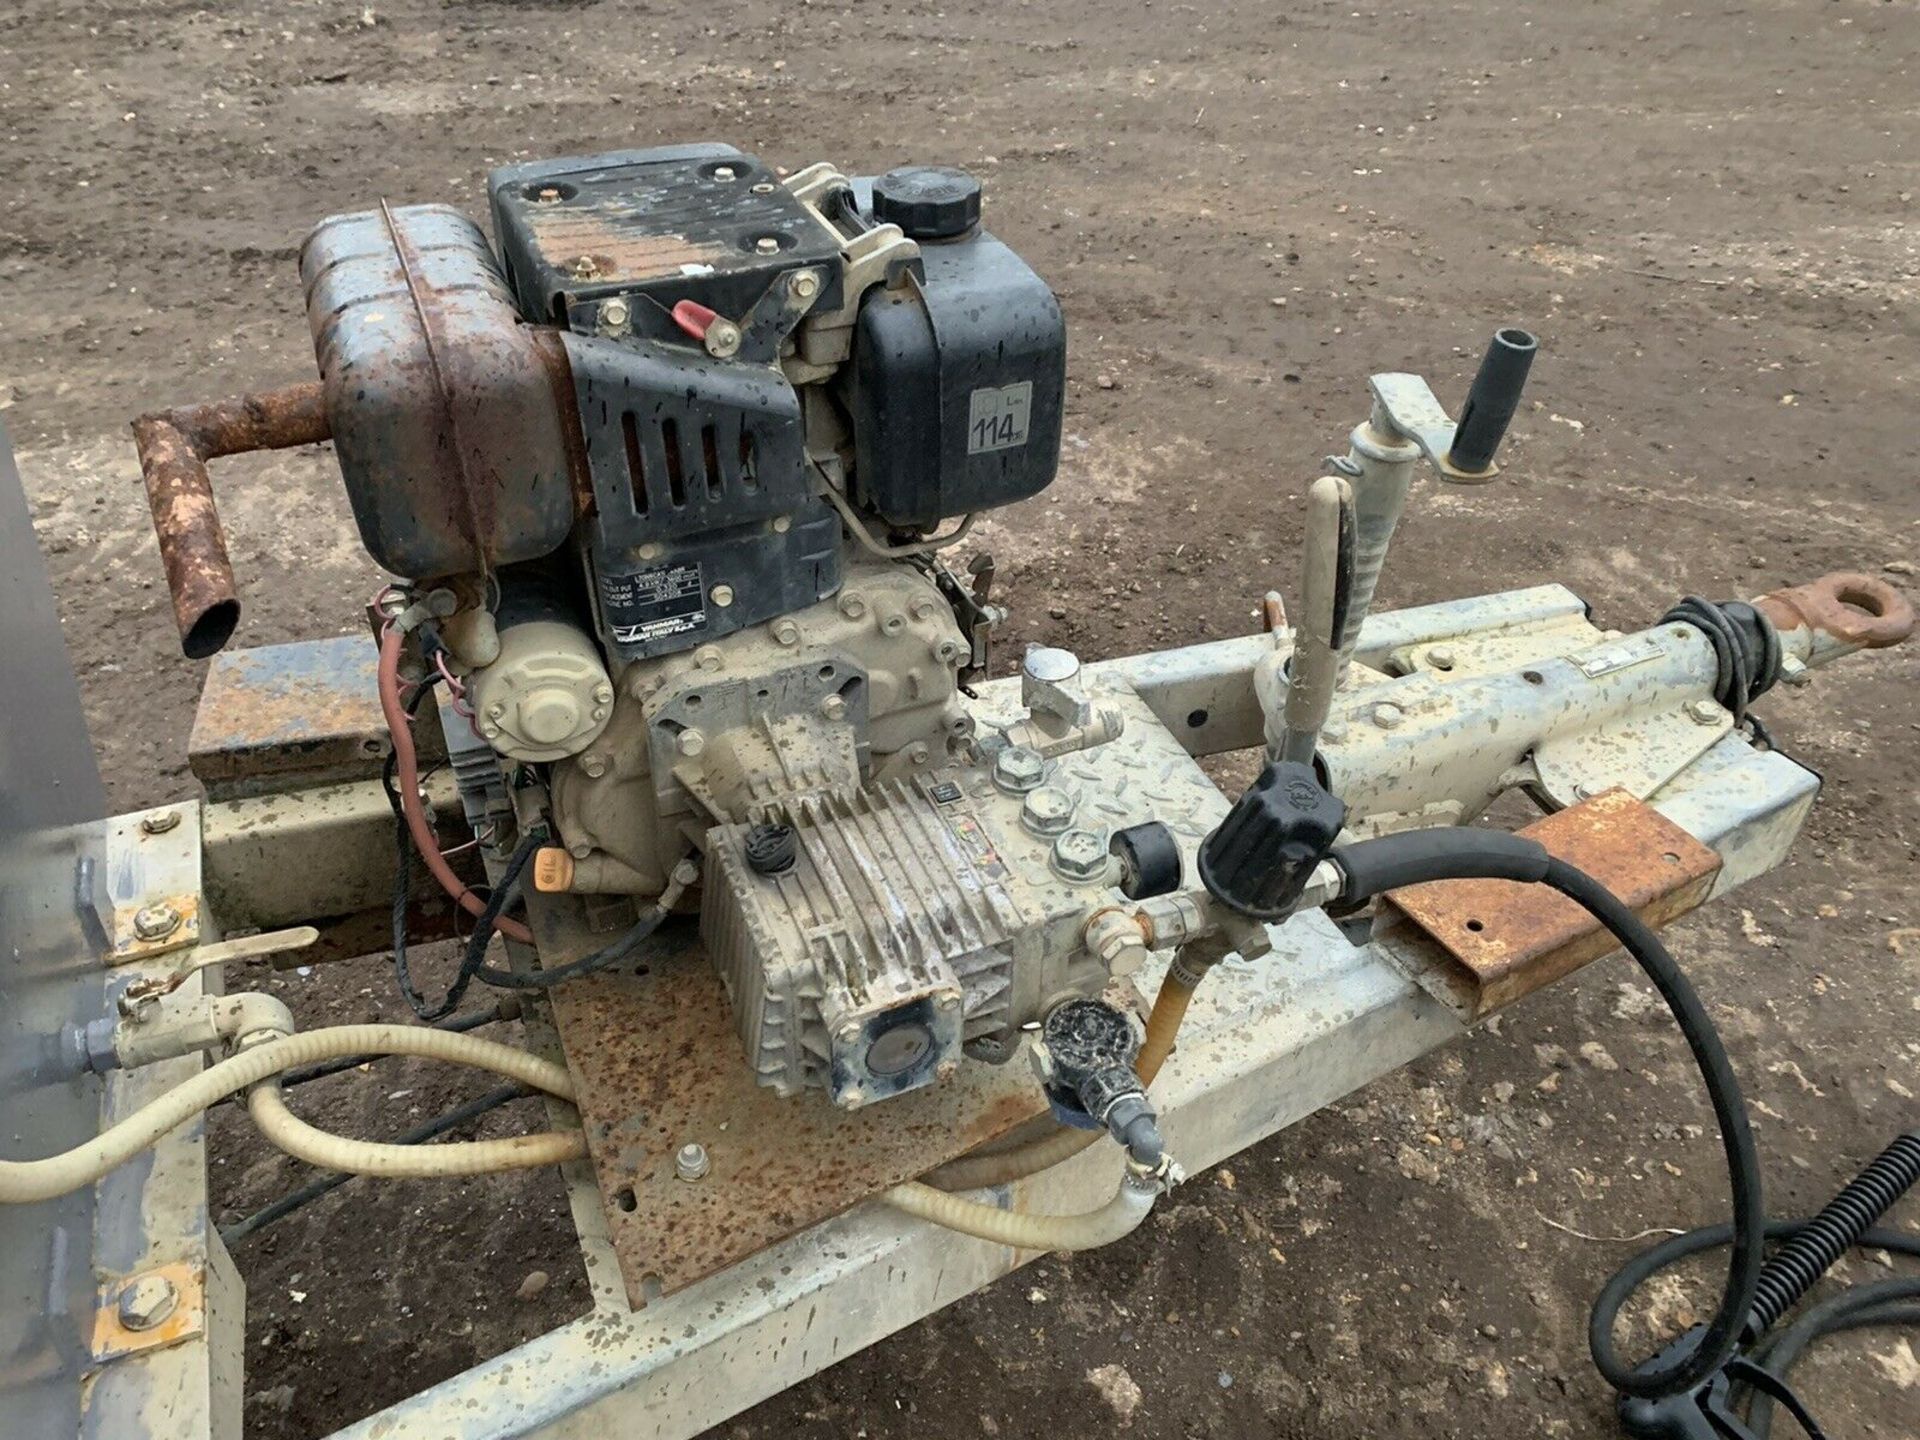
299, 143, 1119, 1108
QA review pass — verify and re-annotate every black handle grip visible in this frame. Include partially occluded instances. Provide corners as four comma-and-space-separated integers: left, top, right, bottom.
1447, 327, 1538, 473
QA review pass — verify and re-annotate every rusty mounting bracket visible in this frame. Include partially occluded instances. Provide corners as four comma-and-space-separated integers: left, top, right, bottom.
1378, 789, 1722, 1021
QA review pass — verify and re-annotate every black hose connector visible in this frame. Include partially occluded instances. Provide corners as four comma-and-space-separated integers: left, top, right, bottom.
1332, 827, 1550, 903
1747, 1130, 1920, 1336
1447, 327, 1538, 474
1199, 761, 1346, 919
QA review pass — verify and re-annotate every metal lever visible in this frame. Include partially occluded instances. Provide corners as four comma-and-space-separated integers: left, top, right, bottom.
1278, 475, 1354, 765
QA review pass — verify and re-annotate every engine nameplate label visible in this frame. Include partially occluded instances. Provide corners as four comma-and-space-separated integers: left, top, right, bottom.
603, 561, 706, 645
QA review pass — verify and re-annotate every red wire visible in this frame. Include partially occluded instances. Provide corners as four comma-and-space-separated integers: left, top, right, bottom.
378, 625, 534, 945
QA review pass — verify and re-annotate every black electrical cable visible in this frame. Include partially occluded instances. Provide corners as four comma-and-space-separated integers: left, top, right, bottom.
1333, 831, 1764, 1400
218, 1084, 534, 1246
457, 829, 676, 991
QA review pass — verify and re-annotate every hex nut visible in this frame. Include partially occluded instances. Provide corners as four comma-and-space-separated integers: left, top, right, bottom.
139, 810, 182, 836
1685, 698, 1725, 725
992, 744, 1047, 795
1020, 785, 1077, 837
132, 903, 183, 942
674, 1142, 711, 1181
1051, 828, 1110, 883
116, 1274, 179, 1331
1371, 702, 1406, 730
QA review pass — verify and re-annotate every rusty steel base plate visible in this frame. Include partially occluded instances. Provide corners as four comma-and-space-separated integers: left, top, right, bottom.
533, 906, 1050, 1303
1380, 788, 1722, 1020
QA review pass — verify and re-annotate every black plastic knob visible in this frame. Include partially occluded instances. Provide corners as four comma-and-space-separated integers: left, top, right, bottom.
872, 165, 982, 240
1109, 822, 1183, 900
1198, 761, 1346, 920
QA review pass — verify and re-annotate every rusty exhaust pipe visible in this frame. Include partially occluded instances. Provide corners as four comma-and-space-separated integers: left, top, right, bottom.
132, 382, 331, 658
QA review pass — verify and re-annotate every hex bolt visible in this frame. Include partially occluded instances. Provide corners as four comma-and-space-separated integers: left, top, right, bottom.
1051, 828, 1110, 883
139, 810, 182, 836
937, 992, 963, 1012
1426, 646, 1456, 670
600, 297, 631, 330
992, 744, 1047, 795
1371, 702, 1406, 730
712, 164, 737, 182
592, 684, 614, 705
132, 903, 183, 942
819, 693, 848, 722
772, 618, 800, 646
674, 1142, 711, 1182
1021, 785, 1077, 837
788, 270, 819, 301
579, 753, 608, 779
839, 593, 868, 620
116, 1274, 179, 1332
569, 254, 599, 279
771, 514, 792, 534
909, 596, 936, 621
676, 729, 706, 759
711, 583, 736, 608
753, 235, 781, 255
1685, 698, 1725, 725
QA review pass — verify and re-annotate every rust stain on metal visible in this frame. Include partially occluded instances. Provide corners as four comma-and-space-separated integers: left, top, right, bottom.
517, 202, 730, 285
1380, 789, 1721, 1019
1754, 570, 1913, 651
91, 1260, 206, 1363
188, 636, 386, 788
109, 893, 202, 965
536, 899, 1050, 1303
132, 381, 330, 659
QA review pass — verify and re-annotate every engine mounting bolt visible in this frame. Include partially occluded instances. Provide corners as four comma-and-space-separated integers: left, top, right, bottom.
772, 618, 800, 646
1020, 785, 1077, 837
600, 297, 631, 330
139, 810, 181, 836
132, 903, 182, 942
1685, 698, 1725, 725
695, 646, 724, 671
936, 1059, 960, 1081
712, 164, 737, 182
753, 235, 782, 255
535, 186, 563, 204
676, 729, 706, 758
568, 254, 599, 279
638, 542, 663, 561
819, 694, 847, 721
1051, 828, 1111, 883
116, 1274, 179, 1332
1426, 647, 1456, 670
593, 684, 613, 705
674, 1142, 711, 1181
710, 584, 736, 608
788, 270, 819, 301
839, 594, 868, 620
579, 753, 608, 779
938, 992, 963, 1012
1370, 702, 1406, 730
907, 742, 929, 765
992, 745, 1047, 795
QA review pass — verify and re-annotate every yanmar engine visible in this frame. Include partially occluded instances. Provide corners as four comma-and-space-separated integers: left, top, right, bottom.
299, 144, 1099, 1106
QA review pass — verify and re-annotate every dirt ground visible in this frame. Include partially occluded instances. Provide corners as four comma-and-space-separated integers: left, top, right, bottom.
6, 0, 1920, 1435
